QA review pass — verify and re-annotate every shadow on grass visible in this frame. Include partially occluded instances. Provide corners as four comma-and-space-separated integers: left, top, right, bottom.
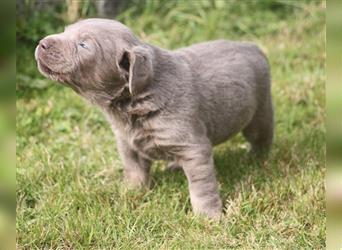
92, 120, 323, 217
148, 129, 321, 212
214, 147, 266, 202
149, 143, 268, 199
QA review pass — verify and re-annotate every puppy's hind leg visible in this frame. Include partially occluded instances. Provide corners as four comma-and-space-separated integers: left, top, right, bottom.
242, 98, 274, 156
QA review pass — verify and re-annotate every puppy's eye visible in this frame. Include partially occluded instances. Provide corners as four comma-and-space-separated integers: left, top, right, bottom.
78, 42, 87, 48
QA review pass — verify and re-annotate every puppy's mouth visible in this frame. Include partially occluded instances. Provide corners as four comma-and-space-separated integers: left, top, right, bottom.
37, 59, 75, 88
37, 59, 60, 76
35, 46, 64, 78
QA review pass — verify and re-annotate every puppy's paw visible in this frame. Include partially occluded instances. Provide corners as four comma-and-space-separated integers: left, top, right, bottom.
124, 172, 150, 190
192, 196, 222, 220
249, 146, 270, 160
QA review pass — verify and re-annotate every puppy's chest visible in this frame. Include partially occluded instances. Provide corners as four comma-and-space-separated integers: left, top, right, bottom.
111, 94, 169, 160
126, 121, 166, 160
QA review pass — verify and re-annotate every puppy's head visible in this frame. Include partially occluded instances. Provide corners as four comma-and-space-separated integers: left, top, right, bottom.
35, 18, 154, 104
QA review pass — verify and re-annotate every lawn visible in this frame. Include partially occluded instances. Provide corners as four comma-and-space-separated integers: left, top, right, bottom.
16, 1, 325, 249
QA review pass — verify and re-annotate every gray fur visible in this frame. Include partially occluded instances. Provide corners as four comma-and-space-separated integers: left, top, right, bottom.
35, 18, 274, 219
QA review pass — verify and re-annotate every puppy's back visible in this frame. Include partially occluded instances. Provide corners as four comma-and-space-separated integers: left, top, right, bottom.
174, 40, 271, 144
176, 40, 269, 87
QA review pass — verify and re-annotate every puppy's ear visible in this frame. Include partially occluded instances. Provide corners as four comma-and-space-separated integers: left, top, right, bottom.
119, 46, 153, 96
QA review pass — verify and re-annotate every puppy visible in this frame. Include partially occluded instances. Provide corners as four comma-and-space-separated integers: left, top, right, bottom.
35, 18, 274, 219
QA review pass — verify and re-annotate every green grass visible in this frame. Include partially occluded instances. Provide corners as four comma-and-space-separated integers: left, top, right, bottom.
16, 1, 325, 249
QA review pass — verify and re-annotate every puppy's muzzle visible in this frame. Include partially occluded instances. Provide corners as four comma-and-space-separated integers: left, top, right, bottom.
39, 38, 56, 51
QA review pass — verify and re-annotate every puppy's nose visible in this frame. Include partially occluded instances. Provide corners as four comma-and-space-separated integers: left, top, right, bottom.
39, 38, 54, 50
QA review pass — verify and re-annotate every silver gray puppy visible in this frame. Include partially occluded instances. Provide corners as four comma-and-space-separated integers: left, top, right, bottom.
35, 18, 274, 219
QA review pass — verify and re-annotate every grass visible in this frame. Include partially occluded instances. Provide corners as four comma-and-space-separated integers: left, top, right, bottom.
16, 1, 325, 249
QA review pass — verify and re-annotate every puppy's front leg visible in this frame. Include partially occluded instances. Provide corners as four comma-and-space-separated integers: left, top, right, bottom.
180, 143, 222, 219
116, 136, 151, 188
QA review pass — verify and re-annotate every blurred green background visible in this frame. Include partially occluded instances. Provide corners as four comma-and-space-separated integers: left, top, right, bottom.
0, 0, 15, 250
15, 0, 327, 249
327, 1, 342, 249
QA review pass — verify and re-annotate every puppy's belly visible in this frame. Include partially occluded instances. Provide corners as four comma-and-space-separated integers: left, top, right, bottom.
209, 109, 254, 145
204, 85, 257, 145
